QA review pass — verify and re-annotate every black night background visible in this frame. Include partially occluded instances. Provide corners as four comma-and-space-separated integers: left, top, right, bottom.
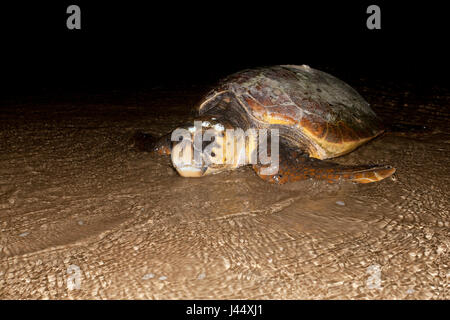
2, 1, 448, 92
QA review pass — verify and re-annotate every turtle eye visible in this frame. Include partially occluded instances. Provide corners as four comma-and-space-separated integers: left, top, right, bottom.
202, 140, 212, 150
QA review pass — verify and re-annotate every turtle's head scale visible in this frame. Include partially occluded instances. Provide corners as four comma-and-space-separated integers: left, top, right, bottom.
170, 117, 249, 178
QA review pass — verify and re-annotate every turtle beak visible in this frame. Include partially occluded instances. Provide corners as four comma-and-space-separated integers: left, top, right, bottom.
173, 164, 207, 178
171, 139, 208, 178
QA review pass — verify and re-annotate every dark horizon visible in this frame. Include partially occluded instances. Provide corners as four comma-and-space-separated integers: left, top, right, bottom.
1, 1, 448, 96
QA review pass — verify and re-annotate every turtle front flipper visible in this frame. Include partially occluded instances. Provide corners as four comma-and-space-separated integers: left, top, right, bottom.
131, 132, 172, 155
253, 146, 395, 184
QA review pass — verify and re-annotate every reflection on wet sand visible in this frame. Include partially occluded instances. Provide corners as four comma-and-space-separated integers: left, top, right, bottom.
0, 83, 448, 299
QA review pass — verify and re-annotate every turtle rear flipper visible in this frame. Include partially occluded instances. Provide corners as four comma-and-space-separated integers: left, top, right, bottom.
253, 146, 395, 184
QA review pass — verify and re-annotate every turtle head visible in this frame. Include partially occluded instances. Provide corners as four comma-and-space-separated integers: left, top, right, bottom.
170, 117, 250, 177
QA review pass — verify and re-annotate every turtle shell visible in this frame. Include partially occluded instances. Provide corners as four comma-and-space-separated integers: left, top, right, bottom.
198, 65, 384, 160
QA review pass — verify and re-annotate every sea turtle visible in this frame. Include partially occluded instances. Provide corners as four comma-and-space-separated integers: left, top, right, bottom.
134, 65, 395, 184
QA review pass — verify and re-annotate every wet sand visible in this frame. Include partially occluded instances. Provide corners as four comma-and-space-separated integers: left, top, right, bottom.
0, 82, 448, 299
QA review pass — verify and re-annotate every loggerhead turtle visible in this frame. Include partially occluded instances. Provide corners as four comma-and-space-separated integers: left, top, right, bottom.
134, 65, 395, 184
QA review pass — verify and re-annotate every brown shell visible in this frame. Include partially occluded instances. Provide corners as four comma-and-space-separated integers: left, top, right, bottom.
198, 65, 384, 160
